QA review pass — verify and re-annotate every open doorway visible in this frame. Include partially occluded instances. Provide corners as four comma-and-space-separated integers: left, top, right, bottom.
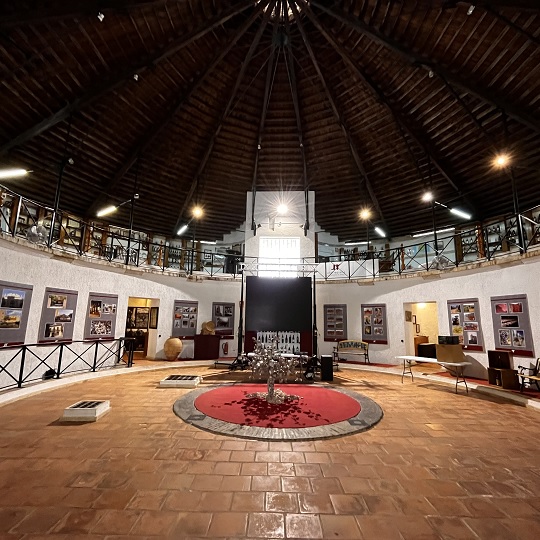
126, 297, 160, 359
404, 302, 439, 356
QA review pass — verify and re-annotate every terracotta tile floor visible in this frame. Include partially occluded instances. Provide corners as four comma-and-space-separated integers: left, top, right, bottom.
1, 364, 540, 539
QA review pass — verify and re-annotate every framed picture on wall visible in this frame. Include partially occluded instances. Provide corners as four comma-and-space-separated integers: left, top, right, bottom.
324, 304, 347, 341
361, 303, 388, 344
447, 298, 484, 351
149, 307, 159, 329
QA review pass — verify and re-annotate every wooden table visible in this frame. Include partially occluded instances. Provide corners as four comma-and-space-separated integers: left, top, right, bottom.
396, 355, 472, 394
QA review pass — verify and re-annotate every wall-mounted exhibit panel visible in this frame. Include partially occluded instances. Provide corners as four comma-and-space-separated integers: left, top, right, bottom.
361, 304, 388, 344
447, 298, 484, 351
39, 287, 78, 343
0, 280, 33, 346
172, 300, 198, 338
324, 304, 347, 341
213, 302, 235, 337
84, 293, 118, 340
490, 294, 534, 357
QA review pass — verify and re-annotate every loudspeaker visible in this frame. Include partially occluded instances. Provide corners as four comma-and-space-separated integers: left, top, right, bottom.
320, 355, 333, 382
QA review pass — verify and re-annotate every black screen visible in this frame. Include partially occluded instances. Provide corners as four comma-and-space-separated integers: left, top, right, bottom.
245, 276, 312, 331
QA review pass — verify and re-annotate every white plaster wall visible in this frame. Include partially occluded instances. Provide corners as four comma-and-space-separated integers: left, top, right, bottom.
2, 236, 540, 380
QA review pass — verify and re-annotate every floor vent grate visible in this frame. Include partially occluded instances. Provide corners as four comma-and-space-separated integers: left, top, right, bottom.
160, 375, 202, 388
62, 400, 111, 422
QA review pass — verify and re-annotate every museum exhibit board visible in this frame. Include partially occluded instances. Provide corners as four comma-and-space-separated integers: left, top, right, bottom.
0, 280, 33, 346
323, 304, 347, 341
447, 298, 484, 351
361, 303, 388, 344
171, 300, 198, 338
212, 302, 235, 337
490, 294, 534, 357
38, 287, 78, 343
83, 293, 118, 340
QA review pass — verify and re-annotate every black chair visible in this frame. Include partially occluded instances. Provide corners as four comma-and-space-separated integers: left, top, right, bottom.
517, 358, 540, 393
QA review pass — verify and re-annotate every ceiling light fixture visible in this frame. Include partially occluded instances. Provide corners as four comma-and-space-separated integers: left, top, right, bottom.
359, 208, 371, 221
345, 241, 368, 246
467, 5, 475, 15
412, 227, 455, 238
192, 206, 203, 218
0, 168, 29, 179
276, 203, 288, 215
96, 205, 117, 218
199, 240, 216, 245
422, 191, 434, 202
450, 207, 472, 220
97, 12, 105, 22
177, 224, 188, 235
374, 226, 386, 237
493, 153, 510, 168
133, 74, 139, 81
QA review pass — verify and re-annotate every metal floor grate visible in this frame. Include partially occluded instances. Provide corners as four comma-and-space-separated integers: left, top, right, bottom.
165, 375, 199, 381
69, 400, 106, 409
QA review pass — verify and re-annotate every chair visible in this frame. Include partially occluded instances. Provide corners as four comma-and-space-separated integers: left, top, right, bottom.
517, 358, 540, 393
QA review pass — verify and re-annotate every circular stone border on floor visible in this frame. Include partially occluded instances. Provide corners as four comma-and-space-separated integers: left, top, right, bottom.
172, 383, 383, 441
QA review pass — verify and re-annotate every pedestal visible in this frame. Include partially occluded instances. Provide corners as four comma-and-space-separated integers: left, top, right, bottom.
194, 334, 221, 360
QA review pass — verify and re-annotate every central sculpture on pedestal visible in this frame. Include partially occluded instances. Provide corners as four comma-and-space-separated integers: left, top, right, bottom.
247, 336, 301, 404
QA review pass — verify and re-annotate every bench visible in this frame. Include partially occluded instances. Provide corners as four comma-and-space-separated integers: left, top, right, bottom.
396, 355, 471, 394
334, 340, 370, 365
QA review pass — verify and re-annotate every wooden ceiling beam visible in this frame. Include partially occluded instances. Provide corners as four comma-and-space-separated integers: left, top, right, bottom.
173, 0, 277, 234
0, 1, 188, 29
284, 0, 310, 232
250, 17, 280, 234
290, 0, 389, 232
310, 0, 540, 134
0, 0, 257, 156
86, 5, 265, 217
299, 1, 479, 218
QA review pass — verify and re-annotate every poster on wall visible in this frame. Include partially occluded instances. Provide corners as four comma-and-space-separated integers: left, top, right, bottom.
447, 298, 484, 351
38, 287, 78, 343
490, 294, 534, 357
0, 280, 33, 346
212, 302, 235, 337
324, 304, 347, 341
84, 293, 118, 340
361, 303, 388, 344
172, 300, 198, 338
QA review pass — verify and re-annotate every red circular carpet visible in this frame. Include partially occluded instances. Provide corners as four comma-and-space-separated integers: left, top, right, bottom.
194, 384, 361, 428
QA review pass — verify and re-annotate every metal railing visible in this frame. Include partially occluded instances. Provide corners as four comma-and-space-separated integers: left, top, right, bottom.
1, 183, 540, 280
0, 337, 134, 392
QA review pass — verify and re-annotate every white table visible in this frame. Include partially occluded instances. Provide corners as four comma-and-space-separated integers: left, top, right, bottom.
396, 355, 472, 394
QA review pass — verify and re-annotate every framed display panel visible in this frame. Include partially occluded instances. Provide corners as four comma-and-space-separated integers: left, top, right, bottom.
84, 293, 118, 340
324, 304, 347, 341
213, 302, 235, 337
0, 280, 33, 346
490, 294, 534, 357
149, 307, 159, 329
361, 304, 388, 344
447, 298, 484, 351
39, 287, 78, 343
172, 300, 198, 337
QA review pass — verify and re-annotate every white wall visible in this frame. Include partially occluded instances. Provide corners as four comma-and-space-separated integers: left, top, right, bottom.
2, 236, 540, 379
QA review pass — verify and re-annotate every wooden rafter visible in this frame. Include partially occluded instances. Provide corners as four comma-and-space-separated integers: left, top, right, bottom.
250, 18, 280, 234
310, 0, 540, 134
86, 5, 265, 216
289, 0, 388, 232
283, 0, 310, 232
0, 1, 184, 29
0, 0, 257, 156
299, 0, 479, 218
173, 0, 278, 234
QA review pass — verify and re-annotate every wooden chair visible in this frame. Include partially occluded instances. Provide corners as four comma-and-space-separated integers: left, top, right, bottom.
517, 358, 540, 393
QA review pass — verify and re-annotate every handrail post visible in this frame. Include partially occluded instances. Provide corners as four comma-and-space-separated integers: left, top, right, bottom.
56, 344, 64, 378
92, 341, 99, 372
17, 346, 27, 387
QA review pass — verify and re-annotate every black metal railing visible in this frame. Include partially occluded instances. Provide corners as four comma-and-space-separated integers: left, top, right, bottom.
1, 183, 540, 280
0, 337, 134, 392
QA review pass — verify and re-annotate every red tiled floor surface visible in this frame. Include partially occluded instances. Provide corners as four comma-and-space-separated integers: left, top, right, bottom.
1, 365, 540, 539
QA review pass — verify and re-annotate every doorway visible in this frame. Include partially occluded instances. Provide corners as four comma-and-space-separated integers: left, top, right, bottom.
125, 297, 159, 359
404, 302, 439, 355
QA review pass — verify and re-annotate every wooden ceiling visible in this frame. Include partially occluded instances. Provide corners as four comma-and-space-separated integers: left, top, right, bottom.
0, 0, 539, 242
